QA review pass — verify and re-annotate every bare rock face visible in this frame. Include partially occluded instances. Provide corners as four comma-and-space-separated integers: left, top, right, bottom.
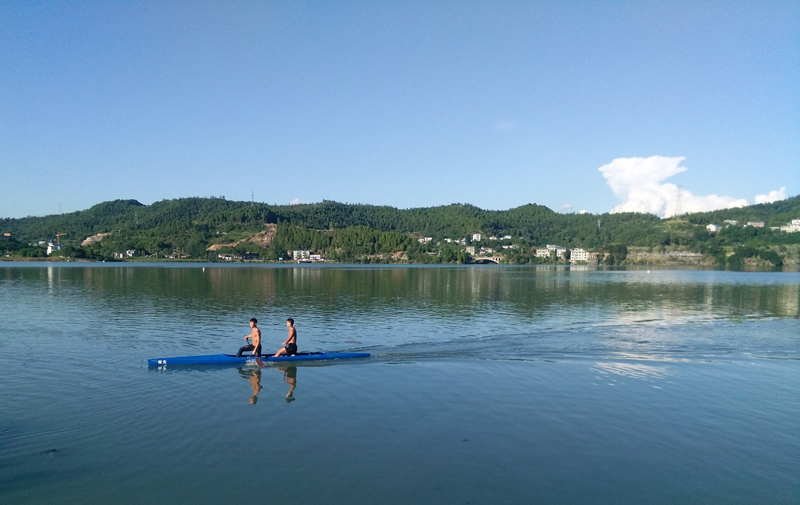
206, 223, 277, 252
80, 233, 110, 246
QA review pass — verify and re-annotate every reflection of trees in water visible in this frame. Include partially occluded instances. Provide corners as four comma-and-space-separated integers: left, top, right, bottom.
8, 266, 799, 319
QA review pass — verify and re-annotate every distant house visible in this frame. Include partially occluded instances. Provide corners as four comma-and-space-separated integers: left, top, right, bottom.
535, 248, 550, 258
293, 250, 311, 261
126, 249, 137, 258
310, 254, 324, 261
746, 221, 765, 228
547, 244, 567, 259
570, 248, 589, 261
242, 252, 259, 260
1, 232, 11, 241
471, 233, 482, 242
46, 242, 63, 256
417, 237, 433, 244
724, 220, 738, 226
570, 248, 599, 264
465, 246, 476, 255
706, 223, 722, 233
780, 219, 800, 233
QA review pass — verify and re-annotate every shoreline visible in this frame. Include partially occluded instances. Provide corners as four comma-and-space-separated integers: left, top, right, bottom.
1, 256, 797, 272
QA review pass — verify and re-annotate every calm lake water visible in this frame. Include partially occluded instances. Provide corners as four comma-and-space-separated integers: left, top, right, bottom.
1, 264, 798, 504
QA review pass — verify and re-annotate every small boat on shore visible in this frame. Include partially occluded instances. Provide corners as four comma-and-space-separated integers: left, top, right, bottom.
148, 351, 370, 366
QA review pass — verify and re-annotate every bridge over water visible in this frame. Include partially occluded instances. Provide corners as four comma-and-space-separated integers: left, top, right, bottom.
472, 256, 503, 264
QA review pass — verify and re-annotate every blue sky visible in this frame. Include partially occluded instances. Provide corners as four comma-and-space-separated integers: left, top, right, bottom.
1, 1, 797, 219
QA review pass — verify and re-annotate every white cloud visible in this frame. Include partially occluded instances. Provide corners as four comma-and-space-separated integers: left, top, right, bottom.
558, 203, 573, 212
755, 187, 786, 204
598, 156, 785, 218
289, 198, 309, 205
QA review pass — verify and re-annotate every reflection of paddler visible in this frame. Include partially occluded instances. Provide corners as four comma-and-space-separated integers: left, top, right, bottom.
238, 367, 263, 404
279, 366, 297, 402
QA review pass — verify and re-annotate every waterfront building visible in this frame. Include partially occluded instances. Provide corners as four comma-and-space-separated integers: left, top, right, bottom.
570, 248, 599, 264
546, 244, 567, 259
293, 250, 311, 261
46, 242, 63, 255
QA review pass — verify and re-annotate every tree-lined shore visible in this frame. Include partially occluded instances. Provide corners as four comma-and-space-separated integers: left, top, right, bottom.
1, 196, 799, 267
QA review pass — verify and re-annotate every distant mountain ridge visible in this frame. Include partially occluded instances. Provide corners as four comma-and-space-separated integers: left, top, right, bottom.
1, 195, 798, 264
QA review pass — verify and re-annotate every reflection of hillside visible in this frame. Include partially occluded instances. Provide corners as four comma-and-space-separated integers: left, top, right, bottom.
5, 265, 799, 320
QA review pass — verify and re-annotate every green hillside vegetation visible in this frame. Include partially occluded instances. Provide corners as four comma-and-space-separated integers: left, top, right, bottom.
1, 195, 798, 267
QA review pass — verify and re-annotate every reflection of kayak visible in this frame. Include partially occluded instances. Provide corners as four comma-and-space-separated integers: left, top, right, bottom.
148, 352, 370, 366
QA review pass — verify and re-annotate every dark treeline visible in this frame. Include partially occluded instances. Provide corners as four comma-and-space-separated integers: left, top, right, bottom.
1, 195, 798, 264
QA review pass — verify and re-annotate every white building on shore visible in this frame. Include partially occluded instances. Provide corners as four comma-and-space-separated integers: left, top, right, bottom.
547, 244, 567, 259
570, 248, 599, 264
293, 250, 311, 261
46, 242, 63, 255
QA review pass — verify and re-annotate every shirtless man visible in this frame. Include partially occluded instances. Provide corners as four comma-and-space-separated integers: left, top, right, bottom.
274, 318, 297, 357
236, 318, 262, 357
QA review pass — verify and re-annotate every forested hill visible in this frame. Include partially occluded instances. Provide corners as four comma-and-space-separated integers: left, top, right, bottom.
0, 197, 664, 247
1, 195, 799, 263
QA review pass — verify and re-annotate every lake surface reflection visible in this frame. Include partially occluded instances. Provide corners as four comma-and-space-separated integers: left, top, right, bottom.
1, 264, 798, 504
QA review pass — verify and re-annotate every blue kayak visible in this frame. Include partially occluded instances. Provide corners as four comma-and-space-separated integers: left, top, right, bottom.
148, 351, 370, 366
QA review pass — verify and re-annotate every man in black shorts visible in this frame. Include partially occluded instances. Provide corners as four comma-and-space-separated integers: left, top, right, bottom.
273, 318, 297, 357
237, 318, 262, 357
